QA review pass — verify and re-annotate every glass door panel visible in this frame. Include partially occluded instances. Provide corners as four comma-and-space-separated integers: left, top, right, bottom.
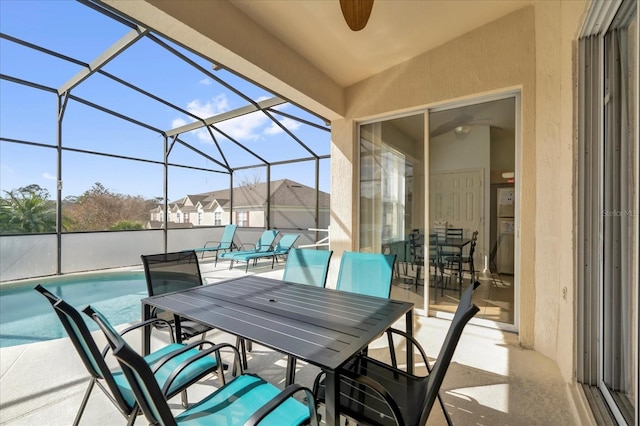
359, 115, 425, 310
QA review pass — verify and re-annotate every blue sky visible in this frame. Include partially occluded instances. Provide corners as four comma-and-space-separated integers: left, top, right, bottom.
0, 0, 330, 201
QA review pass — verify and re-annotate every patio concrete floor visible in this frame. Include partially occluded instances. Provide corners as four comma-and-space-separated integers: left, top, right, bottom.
0, 259, 592, 425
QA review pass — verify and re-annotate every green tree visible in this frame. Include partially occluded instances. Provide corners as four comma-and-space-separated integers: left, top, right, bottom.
109, 220, 144, 231
0, 185, 56, 234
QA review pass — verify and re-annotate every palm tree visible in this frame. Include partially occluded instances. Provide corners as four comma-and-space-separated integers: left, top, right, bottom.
0, 185, 56, 234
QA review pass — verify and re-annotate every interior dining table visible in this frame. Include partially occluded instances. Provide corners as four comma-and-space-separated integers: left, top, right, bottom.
140, 274, 415, 426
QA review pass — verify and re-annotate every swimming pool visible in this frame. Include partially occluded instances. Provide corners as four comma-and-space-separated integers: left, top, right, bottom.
0, 271, 147, 348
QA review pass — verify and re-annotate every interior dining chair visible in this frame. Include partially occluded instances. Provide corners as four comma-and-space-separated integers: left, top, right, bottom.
336, 251, 396, 298
141, 250, 249, 368
429, 232, 445, 297
34, 284, 222, 426
282, 248, 333, 287
446, 230, 479, 294
190, 223, 237, 264
87, 306, 320, 426
440, 227, 464, 260
408, 230, 425, 289
312, 281, 481, 426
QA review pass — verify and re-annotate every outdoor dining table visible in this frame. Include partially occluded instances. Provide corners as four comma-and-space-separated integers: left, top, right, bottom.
141, 274, 415, 426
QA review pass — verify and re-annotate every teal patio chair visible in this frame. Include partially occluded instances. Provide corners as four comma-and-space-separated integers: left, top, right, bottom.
282, 248, 333, 287
34, 285, 222, 426
86, 306, 319, 426
191, 224, 237, 264
336, 251, 397, 298
280, 248, 333, 384
219, 229, 280, 269
227, 233, 300, 272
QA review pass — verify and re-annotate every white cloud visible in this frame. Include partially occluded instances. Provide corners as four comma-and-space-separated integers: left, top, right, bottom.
172, 117, 188, 129
215, 112, 269, 141
264, 117, 302, 135
187, 94, 230, 118
42, 172, 56, 180
172, 93, 298, 144
199, 78, 212, 86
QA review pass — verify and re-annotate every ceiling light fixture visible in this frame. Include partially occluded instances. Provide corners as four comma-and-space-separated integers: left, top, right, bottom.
454, 125, 471, 135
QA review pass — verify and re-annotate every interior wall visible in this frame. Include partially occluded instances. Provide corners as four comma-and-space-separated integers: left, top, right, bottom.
430, 125, 491, 260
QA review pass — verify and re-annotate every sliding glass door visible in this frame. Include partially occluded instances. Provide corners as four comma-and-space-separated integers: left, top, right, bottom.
578, 0, 637, 423
601, 2, 637, 421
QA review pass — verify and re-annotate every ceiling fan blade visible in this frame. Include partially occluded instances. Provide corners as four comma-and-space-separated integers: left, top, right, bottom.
340, 0, 374, 31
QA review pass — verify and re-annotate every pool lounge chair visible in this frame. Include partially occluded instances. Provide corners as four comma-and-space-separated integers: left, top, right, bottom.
226, 233, 300, 272
190, 224, 237, 264
34, 284, 223, 426
218, 229, 280, 269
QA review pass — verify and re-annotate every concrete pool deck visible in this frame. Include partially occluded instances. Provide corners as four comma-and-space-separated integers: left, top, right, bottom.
0, 260, 593, 425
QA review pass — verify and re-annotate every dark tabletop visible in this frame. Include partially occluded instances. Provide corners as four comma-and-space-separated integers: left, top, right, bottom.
142, 275, 414, 371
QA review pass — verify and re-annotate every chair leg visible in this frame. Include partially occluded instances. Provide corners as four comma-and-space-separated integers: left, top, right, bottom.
73, 378, 96, 426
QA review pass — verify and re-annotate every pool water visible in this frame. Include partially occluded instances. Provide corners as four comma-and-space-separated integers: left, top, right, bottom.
0, 272, 147, 348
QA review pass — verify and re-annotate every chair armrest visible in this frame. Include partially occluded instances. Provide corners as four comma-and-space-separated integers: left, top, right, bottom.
244, 383, 319, 426
385, 327, 431, 374
100, 318, 176, 357
120, 317, 175, 340
203, 240, 222, 249
161, 342, 242, 394
238, 243, 257, 250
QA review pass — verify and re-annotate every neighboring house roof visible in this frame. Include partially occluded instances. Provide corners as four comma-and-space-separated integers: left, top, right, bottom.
146, 220, 193, 229
161, 179, 329, 213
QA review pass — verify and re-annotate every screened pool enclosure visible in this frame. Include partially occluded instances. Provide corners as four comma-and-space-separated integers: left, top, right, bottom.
0, 0, 331, 281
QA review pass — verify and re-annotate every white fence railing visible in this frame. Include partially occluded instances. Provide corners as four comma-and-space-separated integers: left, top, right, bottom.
298, 227, 329, 249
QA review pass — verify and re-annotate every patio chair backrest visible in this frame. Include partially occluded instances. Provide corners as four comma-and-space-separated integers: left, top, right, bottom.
33, 284, 132, 412
419, 281, 480, 424
82, 305, 127, 350
336, 252, 396, 298
273, 234, 301, 254
141, 250, 203, 297
218, 224, 238, 249
255, 229, 280, 252
283, 249, 333, 287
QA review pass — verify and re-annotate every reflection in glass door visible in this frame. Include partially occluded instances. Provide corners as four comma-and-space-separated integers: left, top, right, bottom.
359, 115, 425, 310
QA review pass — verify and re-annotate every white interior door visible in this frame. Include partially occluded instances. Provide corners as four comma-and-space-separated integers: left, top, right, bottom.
429, 169, 484, 266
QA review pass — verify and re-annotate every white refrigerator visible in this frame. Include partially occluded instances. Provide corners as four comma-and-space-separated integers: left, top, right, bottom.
496, 187, 515, 274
